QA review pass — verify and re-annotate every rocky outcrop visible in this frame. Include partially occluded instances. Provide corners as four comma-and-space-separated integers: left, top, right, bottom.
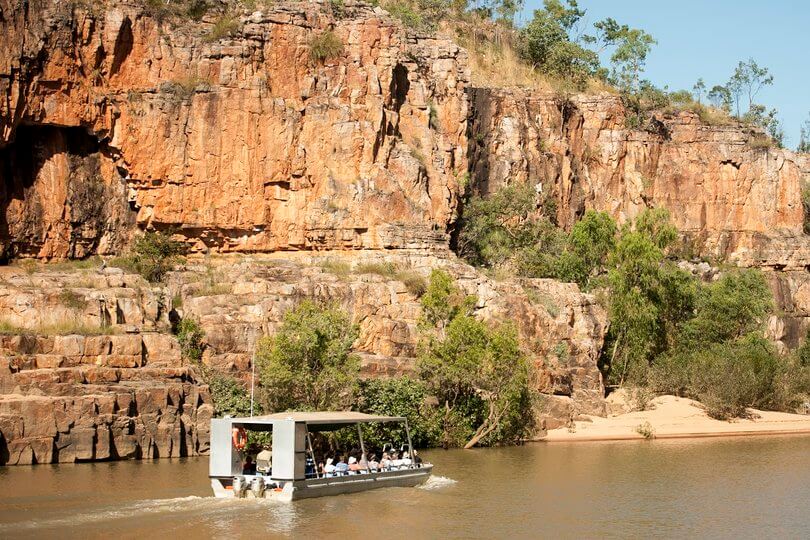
0, 251, 607, 462
173, 252, 607, 423
0, 333, 211, 465
468, 88, 809, 268
1, 0, 468, 258
0, 266, 211, 464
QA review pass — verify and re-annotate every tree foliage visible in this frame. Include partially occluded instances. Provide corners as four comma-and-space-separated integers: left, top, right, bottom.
518, 1, 655, 91
176, 317, 205, 363
357, 377, 442, 449
129, 231, 184, 282
256, 301, 360, 412
418, 270, 532, 448
602, 209, 695, 385
456, 182, 563, 274
208, 372, 253, 418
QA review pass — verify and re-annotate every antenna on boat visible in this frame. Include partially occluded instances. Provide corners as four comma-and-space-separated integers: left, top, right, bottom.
249, 326, 257, 417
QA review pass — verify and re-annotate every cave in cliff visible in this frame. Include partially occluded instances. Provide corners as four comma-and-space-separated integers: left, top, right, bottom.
0, 125, 134, 261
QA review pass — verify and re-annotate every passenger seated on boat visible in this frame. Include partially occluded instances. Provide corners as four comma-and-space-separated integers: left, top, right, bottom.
368, 454, 379, 472
305, 456, 317, 478
391, 451, 405, 469
256, 445, 272, 475
242, 456, 257, 475
401, 451, 412, 467
358, 453, 369, 473
347, 456, 359, 473
335, 456, 349, 475
380, 452, 392, 471
413, 450, 423, 466
324, 458, 336, 477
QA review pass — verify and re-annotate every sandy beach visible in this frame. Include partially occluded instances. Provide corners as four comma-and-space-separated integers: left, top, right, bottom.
543, 395, 810, 442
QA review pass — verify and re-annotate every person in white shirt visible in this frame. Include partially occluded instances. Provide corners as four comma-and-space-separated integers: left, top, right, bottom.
324, 458, 336, 477
256, 445, 272, 475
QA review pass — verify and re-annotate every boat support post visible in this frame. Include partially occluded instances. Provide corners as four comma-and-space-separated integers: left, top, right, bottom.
404, 419, 413, 465
306, 428, 319, 478
357, 423, 366, 461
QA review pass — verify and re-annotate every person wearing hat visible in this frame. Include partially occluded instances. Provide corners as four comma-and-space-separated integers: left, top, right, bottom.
348, 456, 361, 474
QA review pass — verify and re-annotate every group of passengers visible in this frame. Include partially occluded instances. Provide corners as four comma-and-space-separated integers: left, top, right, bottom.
240, 443, 422, 478
316, 447, 421, 478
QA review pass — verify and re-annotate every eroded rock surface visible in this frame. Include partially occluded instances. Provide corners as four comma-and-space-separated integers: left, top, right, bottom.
0, 253, 607, 462
468, 88, 810, 268
1, 0, 468, 257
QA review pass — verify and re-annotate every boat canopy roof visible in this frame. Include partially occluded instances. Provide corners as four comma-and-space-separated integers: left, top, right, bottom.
223, 411, 406, 431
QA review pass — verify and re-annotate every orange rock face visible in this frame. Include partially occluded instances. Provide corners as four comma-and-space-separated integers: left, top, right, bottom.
468, 89, 809, 268
1, 0, 469, 258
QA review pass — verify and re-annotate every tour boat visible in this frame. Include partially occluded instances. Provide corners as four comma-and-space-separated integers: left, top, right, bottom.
209, 411, 433, 501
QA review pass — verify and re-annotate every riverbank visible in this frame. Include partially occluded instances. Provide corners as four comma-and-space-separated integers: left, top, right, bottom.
543, 395, 810, 442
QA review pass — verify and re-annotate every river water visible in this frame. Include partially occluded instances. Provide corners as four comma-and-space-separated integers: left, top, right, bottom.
1, 436, 809, 539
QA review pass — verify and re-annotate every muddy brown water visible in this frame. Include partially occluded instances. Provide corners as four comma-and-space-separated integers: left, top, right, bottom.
1, 436, 809, 539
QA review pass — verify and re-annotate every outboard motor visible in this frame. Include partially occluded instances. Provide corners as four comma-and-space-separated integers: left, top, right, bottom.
251, 476, 266, 498
232, 476, 248, 499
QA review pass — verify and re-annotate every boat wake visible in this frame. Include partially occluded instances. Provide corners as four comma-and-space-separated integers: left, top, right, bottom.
418, 475, 457, 490
0, 495, 280, 533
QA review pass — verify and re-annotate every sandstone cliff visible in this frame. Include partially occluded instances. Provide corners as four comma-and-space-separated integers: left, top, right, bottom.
0, 266, 211, 464
3, 0, 810, 464
468, 88, 809, 269
1, 0, 468, 258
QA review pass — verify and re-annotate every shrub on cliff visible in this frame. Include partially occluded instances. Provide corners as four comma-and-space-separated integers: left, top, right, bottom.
176, 317, 206, 363
256, 301, 360, 412
309, 31, 344, 62
118, 231, 184, 283
456, 181, 565, 275
207, 372, 253, 418
418, 270, 532, 448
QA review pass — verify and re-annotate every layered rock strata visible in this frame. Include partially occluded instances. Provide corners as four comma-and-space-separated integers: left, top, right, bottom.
468, 88, 809, 268
0, 333, 211, 465
174, 252, 608, 424
0, 252, 607, 463
1, 0, 469, 258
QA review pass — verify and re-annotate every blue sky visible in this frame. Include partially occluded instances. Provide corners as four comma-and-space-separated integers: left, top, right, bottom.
519, 1, 810, 147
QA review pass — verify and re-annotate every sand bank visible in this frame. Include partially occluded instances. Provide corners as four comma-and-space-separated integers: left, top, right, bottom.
543, 395, 810, 442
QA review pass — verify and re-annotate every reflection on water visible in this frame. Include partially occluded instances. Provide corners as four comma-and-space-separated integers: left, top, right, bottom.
1, 436, 810, 538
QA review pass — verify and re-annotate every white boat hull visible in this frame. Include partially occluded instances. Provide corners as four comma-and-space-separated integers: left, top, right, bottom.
211, 465, 433, 502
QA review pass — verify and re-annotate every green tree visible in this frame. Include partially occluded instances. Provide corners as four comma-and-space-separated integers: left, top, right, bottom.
707, 84, 732, 112
519, 0, 599, 86
419, 314, 530, 448
418, 270, 531, 448
176, 317, 205, 362
798, 330, 810, 367
692, 78, 706, 104
727, 58, 773, 117
130, 231, 184, 282
678, 269, 772, 348
207, 373, 253, 418
256, 301, 360, 412
357, 377, 442, 448
603, 209, 692, 384
419, 269, 476, 333
594, 18, 656, 93
457, 182, 564, 275
556, 210, 616, 289
798, 114, 810, 153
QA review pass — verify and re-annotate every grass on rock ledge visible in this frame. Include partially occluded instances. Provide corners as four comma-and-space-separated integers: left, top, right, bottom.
318, 260, 428, 297
0, 319, 119, 336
